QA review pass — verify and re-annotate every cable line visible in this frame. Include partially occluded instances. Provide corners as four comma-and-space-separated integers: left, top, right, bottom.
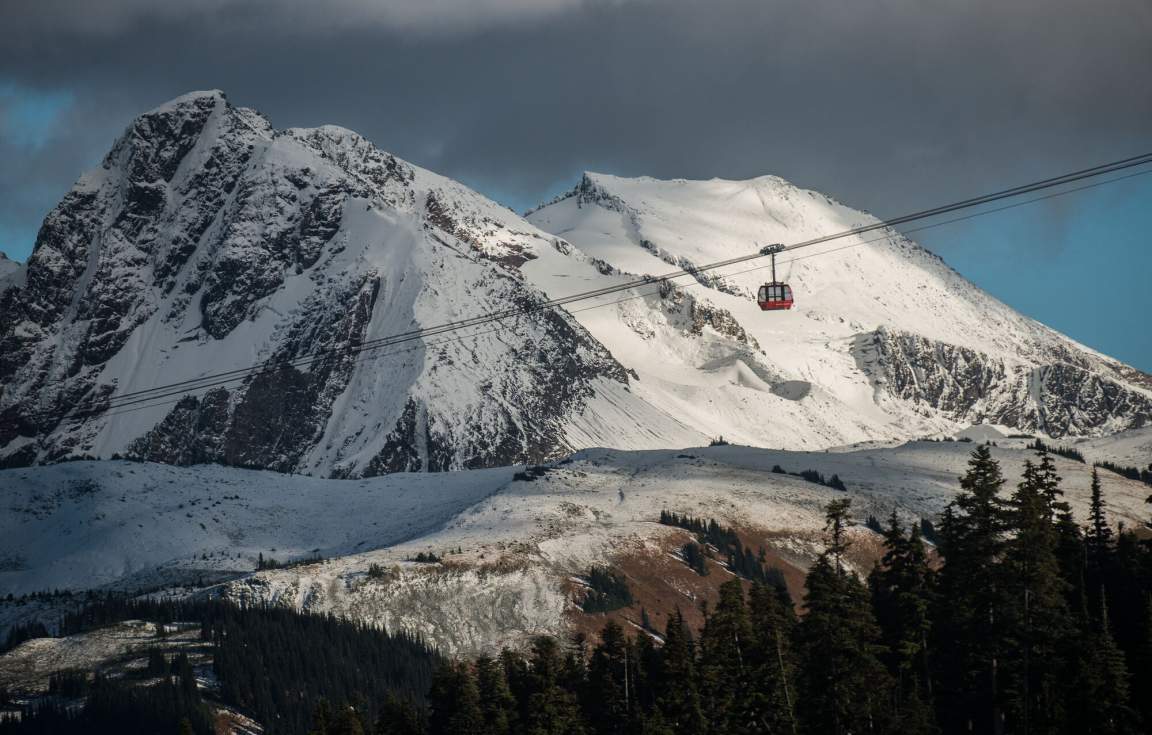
11, 151, 1152, 422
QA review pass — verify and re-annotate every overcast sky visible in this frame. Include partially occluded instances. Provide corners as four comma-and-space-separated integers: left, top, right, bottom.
1, 0, 1150, 368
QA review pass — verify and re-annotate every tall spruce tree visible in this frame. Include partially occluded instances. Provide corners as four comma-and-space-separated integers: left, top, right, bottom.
998, 458, 1074, 733
746, 582, 799, 734
428, 663, 484, 735
868, 512, 937, 733
654, 608, 704, 733
585, 621, 634, 735
523, 637, 585, 735
1085, 468, 1115, 612
374, 694, 427, 735
797, 499, 893, 734
933, 444, 1007, 734
698, 579, 758, 734
1069, 593, 1140, 735
1086, 468, 1113, 558
633, 633, 660, 719
476, 655, 516, 735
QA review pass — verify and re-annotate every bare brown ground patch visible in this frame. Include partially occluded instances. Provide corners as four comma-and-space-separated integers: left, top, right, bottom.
566, 522, 825, 642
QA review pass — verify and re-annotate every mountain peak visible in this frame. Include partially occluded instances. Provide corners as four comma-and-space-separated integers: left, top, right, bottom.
144, 89, 228, 115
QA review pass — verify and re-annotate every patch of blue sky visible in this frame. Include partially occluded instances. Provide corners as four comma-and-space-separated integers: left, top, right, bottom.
0, 81, 74, 150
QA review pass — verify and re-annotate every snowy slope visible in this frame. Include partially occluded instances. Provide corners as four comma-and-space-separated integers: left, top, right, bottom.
3, 439, 1149, 654
526, 173, 1152, 444
0, 92, 700, 475
1071, 426, 1152, 467
0, 459, 514, 595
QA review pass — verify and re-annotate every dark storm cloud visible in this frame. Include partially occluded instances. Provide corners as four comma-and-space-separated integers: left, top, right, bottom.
0, 0, 1149, 252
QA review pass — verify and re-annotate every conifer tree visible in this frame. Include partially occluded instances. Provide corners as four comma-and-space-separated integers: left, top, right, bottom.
585, 621, 633, 735
698, 580, 757, 733
823, 498, 853, 572
868, 512, 936, 732
1069, 593, 1139, 735
374, 694, 427, 735
632, 632, 660, 717
999, 458, 1074, 733
1086, 468, 1113, 556
654, 609, 704, 733
797, 499, 893, 734
933, 444, 1007, 734
476, 655, 516, 735
561, 635, 589, 700
523, 637, 585, 735
428, 663, 484, 735
1085, 468, 1115, 612
746, 581, 799, 734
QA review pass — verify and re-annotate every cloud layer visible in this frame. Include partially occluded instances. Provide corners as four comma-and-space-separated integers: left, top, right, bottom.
0, 0, 1149, 254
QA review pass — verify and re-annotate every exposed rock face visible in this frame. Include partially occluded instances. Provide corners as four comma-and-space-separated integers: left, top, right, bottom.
0, 92, 639, 476
854, 328, 1152, 437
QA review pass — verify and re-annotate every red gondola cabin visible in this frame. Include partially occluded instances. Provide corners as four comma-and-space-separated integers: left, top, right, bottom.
757, 282, 794, 310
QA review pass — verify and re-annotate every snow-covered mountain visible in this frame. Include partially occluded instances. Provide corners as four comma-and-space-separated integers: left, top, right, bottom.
1, 91, 1150, 475
0, 91, 696, 475
525, 173, 1152, 446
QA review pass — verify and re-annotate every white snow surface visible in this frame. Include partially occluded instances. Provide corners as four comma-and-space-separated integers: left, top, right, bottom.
0, 460, 514, 595
525, 172, 1152, 448
1071, 426, 1152, 467
3, 437, 1149, 655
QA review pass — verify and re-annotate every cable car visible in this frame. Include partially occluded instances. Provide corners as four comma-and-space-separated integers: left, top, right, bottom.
756, 244, 794, 311
757, 282, 794, 310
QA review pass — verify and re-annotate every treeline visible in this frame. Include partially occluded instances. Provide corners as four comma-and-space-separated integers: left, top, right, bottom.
211, 604, 437, 733
0, 669, 213, 735
771, 464, 848, 490
257, 551, 325, 570
1026, 438, 1152, 487
1095, 459, 1152, 487
1028, 438, 1085, 463
581, 567, 633, 613
4, 598, 440, 735
419, 447, 1152, 734
658, 511, 788, 589
351, 584, 803, 735
2, 620, 49, 654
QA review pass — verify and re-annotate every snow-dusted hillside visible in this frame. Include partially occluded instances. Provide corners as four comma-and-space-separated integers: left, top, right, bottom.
3, 437, 1148, 654
2, 90, 1149, 476
0, 459, 514, 595
527, 173, 1152, 445
1071, 426, 1152, 467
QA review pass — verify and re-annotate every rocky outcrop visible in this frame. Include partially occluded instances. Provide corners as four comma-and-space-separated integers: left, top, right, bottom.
854, 328, 1152, 437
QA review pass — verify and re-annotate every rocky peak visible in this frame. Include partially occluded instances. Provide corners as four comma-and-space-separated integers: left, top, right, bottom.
0, 91, 653, 475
